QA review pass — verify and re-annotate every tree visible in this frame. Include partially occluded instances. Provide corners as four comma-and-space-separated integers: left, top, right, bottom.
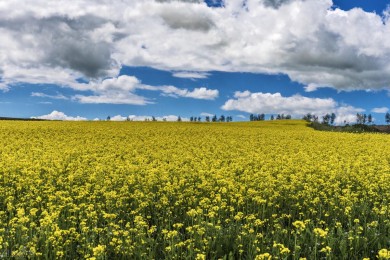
177, 116, 182, 122
356, 113, 366, 124
303, 113, 313, 122
367, 114, 372, 124
330, 113, 336, 125
322, 114, 331, 125
249, 114, 254, 121
198, 117, 201, 122
205, 116, 210, 122
212, 115, 217, 122
386, 112, 390, 124
259, 114, 265, 121
357, 113, 361, 124
219, 115, 225, 122
285, 115, 291, 119
270, 115, 274, 120
152, 116, 156, 121
106, 116, 111, 121
190, 116, 194, 122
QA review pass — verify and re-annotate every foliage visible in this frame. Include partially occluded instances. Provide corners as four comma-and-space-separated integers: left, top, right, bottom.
0, 120, 389, 259
309, 122, 381, 133
386, 113, 390, 124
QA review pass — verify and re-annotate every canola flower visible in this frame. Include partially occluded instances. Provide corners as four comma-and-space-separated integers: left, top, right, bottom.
313, 228, 328, 238
0, 120, 389, 259
378, 249, 390, 260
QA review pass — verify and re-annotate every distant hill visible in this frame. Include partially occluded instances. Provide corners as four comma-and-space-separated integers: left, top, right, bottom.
0, 117, 47, 121
372, 125, 390, 133
309, 122, 390, 133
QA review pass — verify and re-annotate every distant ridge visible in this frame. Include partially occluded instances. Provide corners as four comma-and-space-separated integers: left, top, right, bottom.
0, 117, 47, 121
309, 121, 390, 134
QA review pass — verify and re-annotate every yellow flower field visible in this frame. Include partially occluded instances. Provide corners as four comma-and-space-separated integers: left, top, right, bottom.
0, 120, 389, 259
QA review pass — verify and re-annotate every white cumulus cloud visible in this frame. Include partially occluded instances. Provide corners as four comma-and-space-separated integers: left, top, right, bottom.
200, 112, 214, 117
185, 87, 218, 99
222, 91, 337, 115
371, 107, 389, 113
33, 110, 87, 121
72, 75, 218, 104
333, 105, 365, 125
110, 114, 189, 121
110, 115, 128, 121
156, 115, 190, 121
221, 90, 364, 124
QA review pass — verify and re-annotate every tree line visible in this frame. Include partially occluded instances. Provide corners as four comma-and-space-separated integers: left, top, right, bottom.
249, 114, 292, 121
190, 115, 233, 122
303, 113, 376, 125
105, 112, 390, 125
105, 115, 234, 122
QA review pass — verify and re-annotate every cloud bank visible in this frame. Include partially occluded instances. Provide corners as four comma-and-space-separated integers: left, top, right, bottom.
33, 110, 87, 121
71, 75, 218, 104
34, 111, 190, 121
110, 114, 190, 121
1, 0, 390, 93
222, 90, 364, 124
30, 75, 218, 105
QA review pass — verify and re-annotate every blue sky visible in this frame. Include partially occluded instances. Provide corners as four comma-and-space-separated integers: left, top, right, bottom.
1, 0, 390, 123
